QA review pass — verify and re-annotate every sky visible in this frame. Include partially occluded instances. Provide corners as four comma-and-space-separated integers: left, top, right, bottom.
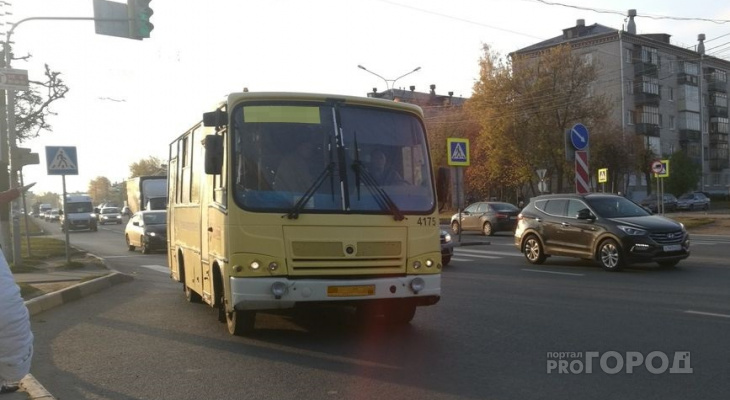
6, 0, 730, 195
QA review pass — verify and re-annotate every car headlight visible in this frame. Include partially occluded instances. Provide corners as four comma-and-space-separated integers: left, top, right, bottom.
442, 232, 452, 243
618, 225, 647, 236
147, 232, 157, 237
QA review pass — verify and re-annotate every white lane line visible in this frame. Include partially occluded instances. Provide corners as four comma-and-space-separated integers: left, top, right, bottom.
455, 248, 523, 257
140, 265, 170, 274
684, 310, 730, 319
522, 268, 585, 277
450, 257, 473, 262
452, 254, 501, 260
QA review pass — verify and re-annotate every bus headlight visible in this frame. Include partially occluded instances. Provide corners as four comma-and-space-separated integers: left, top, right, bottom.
410, 277, 425, 294
413, 260, 422, 269
271, 281, 287, 299
425, 259, 434, 268
249, 260, 261, 270
268, 261, 279, 271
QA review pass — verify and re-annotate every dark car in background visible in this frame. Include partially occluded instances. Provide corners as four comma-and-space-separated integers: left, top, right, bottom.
450, 201, 520, 236
124, 210, 167, 254
440, 229, 453, 266
640, 193, 678, 213
514, 193, 689, 271
676, 192, 710, 211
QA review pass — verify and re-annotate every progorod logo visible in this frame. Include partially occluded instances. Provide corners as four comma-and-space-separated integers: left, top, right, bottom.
546, 351, 693, 375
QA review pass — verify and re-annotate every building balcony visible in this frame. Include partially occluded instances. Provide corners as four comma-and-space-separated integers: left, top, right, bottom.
634, 62, 658, 77
707, 79, 727, 93
634, 123, 660, 137
709, 133, 729, 144
634, 92, 660, 106
678, 129, 701, 142
710, 157, 730, 171
677, 73, 698, 86
708, 105, 728, 118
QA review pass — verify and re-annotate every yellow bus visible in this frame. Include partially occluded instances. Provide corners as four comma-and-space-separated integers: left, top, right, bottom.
167, 92, 442, 335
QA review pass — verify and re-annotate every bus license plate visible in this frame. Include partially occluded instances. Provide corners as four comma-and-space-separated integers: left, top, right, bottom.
663, 244, 682, 252
327, 285, 375, 297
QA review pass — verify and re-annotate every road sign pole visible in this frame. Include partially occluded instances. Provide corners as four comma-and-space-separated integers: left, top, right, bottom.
62, 175, 70, 263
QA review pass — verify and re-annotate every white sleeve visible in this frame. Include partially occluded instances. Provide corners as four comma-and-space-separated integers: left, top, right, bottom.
0, 252, 33, 383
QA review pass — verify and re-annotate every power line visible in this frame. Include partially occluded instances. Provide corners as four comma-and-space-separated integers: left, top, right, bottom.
531, 0, 730, 24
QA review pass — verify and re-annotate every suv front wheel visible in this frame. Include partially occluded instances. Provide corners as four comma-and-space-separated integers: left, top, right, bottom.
597, 238, 624, 271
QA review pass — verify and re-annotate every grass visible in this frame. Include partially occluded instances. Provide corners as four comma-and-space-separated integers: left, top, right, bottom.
11, 218, 86, 271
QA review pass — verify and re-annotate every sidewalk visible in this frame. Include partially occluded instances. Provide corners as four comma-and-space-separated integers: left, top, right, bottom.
9, 257, 133, 400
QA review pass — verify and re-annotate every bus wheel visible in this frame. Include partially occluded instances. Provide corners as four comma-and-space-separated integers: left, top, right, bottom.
184, 285, 201, 303
226, 309, 256, 336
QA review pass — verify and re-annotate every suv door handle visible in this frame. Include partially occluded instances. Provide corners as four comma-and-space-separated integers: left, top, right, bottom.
561, 222, 571, 227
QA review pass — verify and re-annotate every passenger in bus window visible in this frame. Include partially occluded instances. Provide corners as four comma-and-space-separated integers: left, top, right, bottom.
369, 149, 405, 185
274, 140, 314, 192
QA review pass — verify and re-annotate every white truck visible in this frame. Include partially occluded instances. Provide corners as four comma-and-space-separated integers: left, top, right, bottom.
61, 194, 97, 232
126, 176, 167, 215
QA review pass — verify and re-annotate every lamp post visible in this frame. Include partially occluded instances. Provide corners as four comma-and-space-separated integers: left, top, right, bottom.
357, 65, 421, 100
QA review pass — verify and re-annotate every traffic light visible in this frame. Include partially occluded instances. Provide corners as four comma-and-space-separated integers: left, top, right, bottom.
128, 0, 154, 40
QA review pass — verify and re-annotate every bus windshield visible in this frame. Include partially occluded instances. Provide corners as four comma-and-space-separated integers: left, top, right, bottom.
231, 102, 435, 215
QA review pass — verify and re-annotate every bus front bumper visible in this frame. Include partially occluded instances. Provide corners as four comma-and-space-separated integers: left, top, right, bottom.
229, 275, 441, 311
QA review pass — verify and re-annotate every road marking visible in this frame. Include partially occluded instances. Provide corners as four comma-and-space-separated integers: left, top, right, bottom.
683, 310, 730, 319
522, 268, 584, 277
450, 257, 473, 262
452, 254, 501, 260
455, 248, 523, 257
140, 265, 169, 274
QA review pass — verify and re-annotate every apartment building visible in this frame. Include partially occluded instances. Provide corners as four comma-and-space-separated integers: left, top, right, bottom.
512, 10, 730, 196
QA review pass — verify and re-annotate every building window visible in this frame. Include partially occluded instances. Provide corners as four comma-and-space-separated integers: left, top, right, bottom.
627, 110, 634, 125
710, 92, 728, 108
625, 48, 632, 63
626, 79, 634, 94
678, 112, 701, 131
582, 53, 593, 66
668, 87, 674, 101
641, 76, 659, 94
682, 61, 699, 76
641, 47, 659, 65
637, 105, 659, 124
710, 117, 730, 134
670, 115, 676, 130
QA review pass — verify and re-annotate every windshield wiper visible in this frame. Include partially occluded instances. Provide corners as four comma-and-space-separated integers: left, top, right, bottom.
285, 162, 336, 219
351, 160, 405, 221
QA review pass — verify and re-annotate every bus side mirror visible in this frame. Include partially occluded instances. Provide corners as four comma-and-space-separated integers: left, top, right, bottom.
436, 167, 450, 212
204, 135, 223, 175
203, 110, 227, 127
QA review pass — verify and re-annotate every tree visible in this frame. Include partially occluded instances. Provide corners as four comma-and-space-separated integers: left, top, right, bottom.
467, 44, 610, 200
14, 62, 70, 143
664, 151, 701, 196
129, 156, 167, 178
88, 177, 112, 205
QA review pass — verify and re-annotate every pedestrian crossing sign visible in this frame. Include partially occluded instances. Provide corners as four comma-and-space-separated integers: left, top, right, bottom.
45, 146, 79, 175
447, 138, 470, 166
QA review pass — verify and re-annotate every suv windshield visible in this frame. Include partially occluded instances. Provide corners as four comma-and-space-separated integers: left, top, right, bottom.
585, 196, 650, 218
231, 102, 435, 215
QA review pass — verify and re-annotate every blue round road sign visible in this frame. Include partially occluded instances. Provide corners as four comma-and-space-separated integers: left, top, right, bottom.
570, 123, 589, 151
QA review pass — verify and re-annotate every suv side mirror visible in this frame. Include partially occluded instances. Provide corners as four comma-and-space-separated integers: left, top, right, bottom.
577, 208, 594, 220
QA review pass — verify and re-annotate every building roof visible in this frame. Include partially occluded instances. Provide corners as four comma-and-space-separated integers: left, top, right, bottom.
515, 22, 617, 53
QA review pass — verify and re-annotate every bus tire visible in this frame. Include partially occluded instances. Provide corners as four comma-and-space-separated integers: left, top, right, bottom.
184, 285, 201, 303
226, 309, 256, 336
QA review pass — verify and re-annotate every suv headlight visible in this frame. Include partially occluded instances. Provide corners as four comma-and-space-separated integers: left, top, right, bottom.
618, 225, 647, 236
442, 231, 452, 243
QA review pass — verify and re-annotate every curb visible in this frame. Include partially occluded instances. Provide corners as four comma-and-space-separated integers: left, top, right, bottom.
24, 271, 134, 317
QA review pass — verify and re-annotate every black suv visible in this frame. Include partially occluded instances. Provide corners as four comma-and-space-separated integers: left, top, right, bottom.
514, 193, 690, 271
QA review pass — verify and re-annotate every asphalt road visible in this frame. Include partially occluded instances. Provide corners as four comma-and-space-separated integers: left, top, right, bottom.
26, 219, 730, 400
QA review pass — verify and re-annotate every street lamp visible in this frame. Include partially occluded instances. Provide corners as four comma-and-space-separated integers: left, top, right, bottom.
357, 64, 421, 100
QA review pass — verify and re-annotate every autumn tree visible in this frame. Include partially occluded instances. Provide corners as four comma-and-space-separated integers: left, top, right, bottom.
128, 156, 167, 178
88, 176, 112, 205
